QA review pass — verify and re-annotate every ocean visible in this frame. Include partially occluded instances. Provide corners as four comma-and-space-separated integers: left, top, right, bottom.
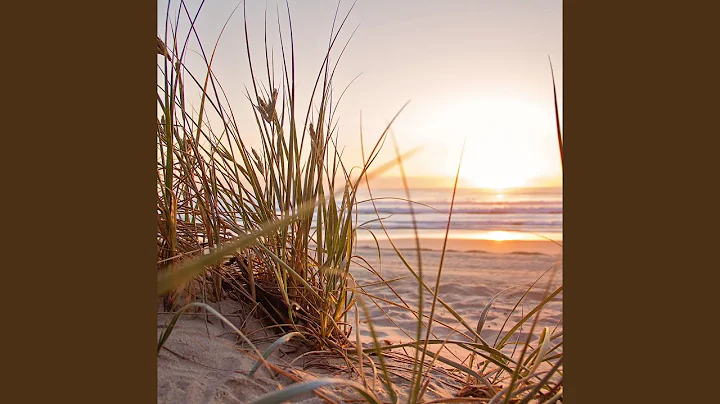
352, 186, 562, 243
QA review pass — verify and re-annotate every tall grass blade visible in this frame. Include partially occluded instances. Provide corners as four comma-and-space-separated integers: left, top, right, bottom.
418, 140, 466, 400
549, 56, 563, 170
516, 358, 563, 404
249, 331, 303, 377
526, 327, 551, 377
250, 378, 381, 404
496, 286, 563, 350
467, 286, 516, 383
356, 292, 399, 404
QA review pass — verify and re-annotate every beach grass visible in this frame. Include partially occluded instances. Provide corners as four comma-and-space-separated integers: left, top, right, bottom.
157, 1, 563, 403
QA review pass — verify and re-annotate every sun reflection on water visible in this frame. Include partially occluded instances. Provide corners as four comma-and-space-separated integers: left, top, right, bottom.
466, 230, 542, 242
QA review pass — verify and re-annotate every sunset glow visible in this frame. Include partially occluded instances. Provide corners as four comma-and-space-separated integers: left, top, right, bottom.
461, 230, 561, 242
158, 1, 562, 189
406, 96, 561, 189
157, 2, 563, 395
485, 231, 519, 241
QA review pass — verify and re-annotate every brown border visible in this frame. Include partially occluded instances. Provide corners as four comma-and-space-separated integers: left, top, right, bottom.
7, 0, 717, 402
5, 1, 157, 402
565, 1, 717, 402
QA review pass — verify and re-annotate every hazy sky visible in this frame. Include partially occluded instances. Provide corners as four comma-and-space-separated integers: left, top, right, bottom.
158, 0, 562, 189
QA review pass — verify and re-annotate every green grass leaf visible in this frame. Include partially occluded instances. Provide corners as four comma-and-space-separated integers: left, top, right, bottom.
250, 378, 380, 404
249, 332, 303, 377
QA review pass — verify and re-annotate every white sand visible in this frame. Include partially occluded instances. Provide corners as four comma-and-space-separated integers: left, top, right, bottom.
157, 239, 562, 402
351, 240, 563, 347
157, 300, 297, 403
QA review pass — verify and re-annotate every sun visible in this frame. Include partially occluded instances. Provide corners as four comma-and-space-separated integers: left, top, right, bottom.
460, 137, 536, 189
465, 165, 530, 190
416, 96, 555, 190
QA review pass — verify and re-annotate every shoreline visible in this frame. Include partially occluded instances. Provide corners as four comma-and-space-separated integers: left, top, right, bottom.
356, 237, 562, 256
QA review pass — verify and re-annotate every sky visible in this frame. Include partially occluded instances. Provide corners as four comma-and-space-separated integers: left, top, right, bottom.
158, 0, 562, 189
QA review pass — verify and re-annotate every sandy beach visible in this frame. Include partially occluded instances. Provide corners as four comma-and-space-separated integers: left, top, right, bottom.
157, 1, 564, 400
351, 240, 562, 342
157, 238, 562, 403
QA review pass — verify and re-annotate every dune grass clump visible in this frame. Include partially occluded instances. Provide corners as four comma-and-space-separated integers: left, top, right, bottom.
156, 0, 407, 349
157, 1, 563, 403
